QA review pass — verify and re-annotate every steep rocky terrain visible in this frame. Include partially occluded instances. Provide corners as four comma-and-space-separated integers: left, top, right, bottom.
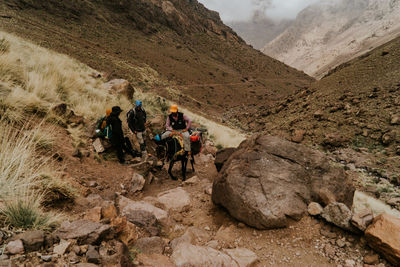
262, 0, 400, 78
0, 0, 312, 126
251, 34, 400, 197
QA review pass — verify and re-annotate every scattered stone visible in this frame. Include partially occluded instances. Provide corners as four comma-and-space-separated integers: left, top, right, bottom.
40, 255, 54, 262
183, 176, 200, 186
324, 244, 336, 259
364, 254, 379, 265
88, 181, 98, 188
390, 114, 400, 125
320, 229, 337, 239
84, 206, 102, 222
100, 241, 133, 267
135, 237, 166, 255
382, 131, 396, 146
86, 245, 100, 264
6, 239, 24, 255
351, 208, 374, 231
321, 202, 357, 232
53, 240, 72, 255
119, 196, 168, 225
206, 240, 219, 249
365, 213, 400, 265
344, 259, 356, 267
56, 220, 112, 245
308, 202, 323, 216
291, 130, 306, 143
224, 248, 259, 267
136, 254, 175, 267
322, 133, 348, 148
156, 187, 191, 212
336, 239, 346, 248
213, 135, 354, 229
387, 198, 400, 206
101, 201, 118, 220
13, 230, 44, 252
170, 227, 210, 249
131, 173, 146, 193
237, 223, 246, 228
171, 243, 238, 266
204, 186, 212, 195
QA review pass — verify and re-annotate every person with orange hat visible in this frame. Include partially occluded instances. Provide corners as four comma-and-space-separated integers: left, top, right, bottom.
161, 104, 192, 153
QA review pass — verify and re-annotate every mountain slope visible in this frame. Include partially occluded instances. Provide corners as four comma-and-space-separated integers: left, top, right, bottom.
257, 34, 400, 161
262, 0, 400, 78
0, 0, 312, 126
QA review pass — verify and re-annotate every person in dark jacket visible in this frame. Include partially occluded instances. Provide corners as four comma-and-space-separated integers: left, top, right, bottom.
161, 104, 192, 153
106, 106, 129, 164
127, 100, 147, 159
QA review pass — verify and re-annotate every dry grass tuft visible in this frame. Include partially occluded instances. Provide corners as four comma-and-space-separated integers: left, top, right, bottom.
0, 120, 72, 229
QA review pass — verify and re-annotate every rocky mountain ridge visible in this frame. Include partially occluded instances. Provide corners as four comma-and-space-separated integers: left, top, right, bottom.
262, 0, 400, 78
0, 0, 312, 125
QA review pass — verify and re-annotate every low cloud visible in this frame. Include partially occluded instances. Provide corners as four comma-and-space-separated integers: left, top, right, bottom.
198, 0, 321, 22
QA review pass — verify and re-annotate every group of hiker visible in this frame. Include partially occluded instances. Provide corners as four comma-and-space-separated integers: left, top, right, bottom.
95, 100, 192, 164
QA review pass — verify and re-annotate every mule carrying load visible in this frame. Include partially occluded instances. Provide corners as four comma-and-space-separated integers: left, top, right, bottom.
154, 128, 206, 181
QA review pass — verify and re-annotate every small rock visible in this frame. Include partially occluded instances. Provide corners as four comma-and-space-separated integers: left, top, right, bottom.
351, 208, 373, 232
363, 254, 379, 265
224, 248, 259, 267
41, 255, 54, 262
156, 187, 191, 212
183, 176, 200, 185
101, 202, 118, 220
237, 223, 246, 228
14, 230, 44, 252
308, 202, 323, 216
135, 237, 166, 255
131, 173, 146, 193
390, 114, 400, 125
204, 226, 211, 231
321, 202, 356, 232
344, 259, 355, 267
291, 130, 306, 143
336, 239, 346, 248
86, 245, 100, 264
88, 181, 98, 188
6, 240, 24, 255
53, 240, 72, 255
84, 207, 102, 222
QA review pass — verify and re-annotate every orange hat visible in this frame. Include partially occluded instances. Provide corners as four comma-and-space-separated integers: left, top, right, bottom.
170, 104, 178, 113
106, 108, 112, 116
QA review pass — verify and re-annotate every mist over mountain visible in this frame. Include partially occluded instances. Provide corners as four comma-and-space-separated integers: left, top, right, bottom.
227, 12, 292, 49
262, 0, 400, 78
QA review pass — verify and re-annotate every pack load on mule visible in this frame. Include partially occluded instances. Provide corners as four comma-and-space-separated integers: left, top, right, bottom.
154, 126, 206, 181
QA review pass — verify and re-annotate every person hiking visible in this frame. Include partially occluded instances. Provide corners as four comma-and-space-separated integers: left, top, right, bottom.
161, 105, 192, 154
95, 108, 112, 138
106, 106, 133, 164
127, 100, 147, 159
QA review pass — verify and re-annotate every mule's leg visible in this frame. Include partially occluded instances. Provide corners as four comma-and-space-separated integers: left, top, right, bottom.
181, 157, 188, 181
169, 160, 177, 180
190, 154, 195, 172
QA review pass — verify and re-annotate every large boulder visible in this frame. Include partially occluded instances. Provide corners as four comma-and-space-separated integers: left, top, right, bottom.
365, 213, 400, 265
212, 135, 355, 229
214, 147, 237, 172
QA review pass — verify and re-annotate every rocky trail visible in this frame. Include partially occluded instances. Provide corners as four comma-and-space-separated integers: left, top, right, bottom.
0, 116, 398, 267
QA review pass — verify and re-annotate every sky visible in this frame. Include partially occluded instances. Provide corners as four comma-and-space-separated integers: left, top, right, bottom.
198, 0, 321, 22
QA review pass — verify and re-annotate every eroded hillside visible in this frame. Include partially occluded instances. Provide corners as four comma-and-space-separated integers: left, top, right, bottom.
0, 0, 312, 127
